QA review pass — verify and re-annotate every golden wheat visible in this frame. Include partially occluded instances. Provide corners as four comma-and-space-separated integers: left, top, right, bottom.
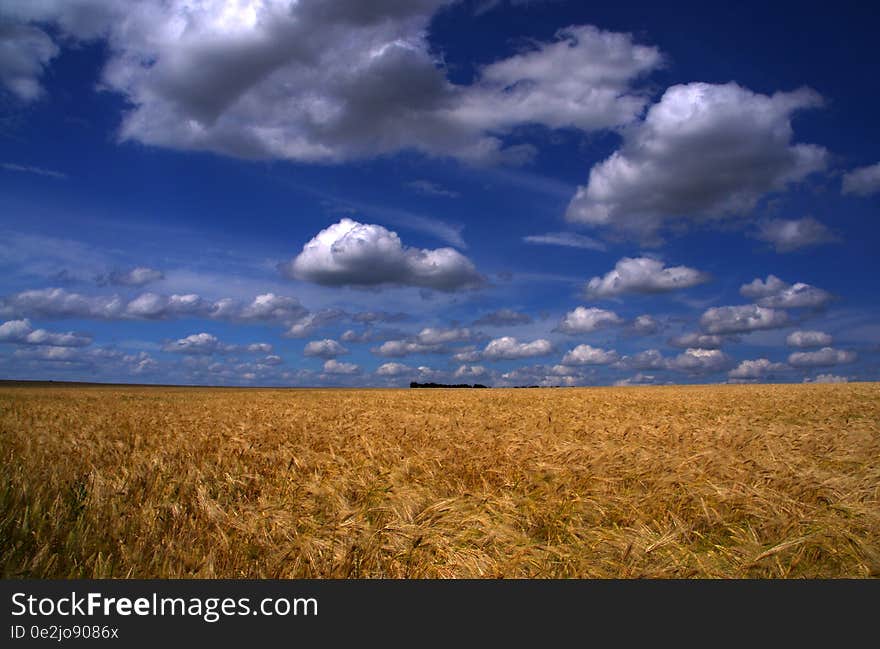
1, 383, 878, 578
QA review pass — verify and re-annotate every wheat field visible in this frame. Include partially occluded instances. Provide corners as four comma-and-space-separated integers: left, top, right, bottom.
1, 382, 878, 578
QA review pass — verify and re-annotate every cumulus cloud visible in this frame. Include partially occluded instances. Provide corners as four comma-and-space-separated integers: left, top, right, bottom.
351, 311, 409, 324
566, 82, 827, 239
415, 327, 474, 345
2, 3, 663, 164
482, 336, 553, 361
372, 340, 439, 358
739, 275, 789, 299
842, 162, 880, 196
584, 257, 709, 298
629, 315, 659, 335
473, 309, 532, 327
0, 318, 92, 347
96, 266, 164, 287
0, 21, 59, 100
522, 232, 606, 251
303, 339, 348, 359
805, 374, 848, 383
788, 347, 856, 367
561, 344, 618, 366
375, 362, 414, 377
453, 364, 488, 380
237, 293, 308, 322
728, 358, 788, 379
700, 304, 789, 335
284, 309, 346, 338
283, 219, 483, 291
669, 332, 725, 349
755, 217, 838, 252
126, 292, 208, 318
1, 288, 124, 319
616, 348, 669, 371
614, 372, 657, 386
555, 306, 623, 334
322, 359, 360, 375
669, 348, 731, 374
162, 333, 229, 355
786, 330, 832, 348
740, 275, 832, 309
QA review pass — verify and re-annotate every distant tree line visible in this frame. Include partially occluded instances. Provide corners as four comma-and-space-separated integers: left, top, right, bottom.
409, 382, 489, 389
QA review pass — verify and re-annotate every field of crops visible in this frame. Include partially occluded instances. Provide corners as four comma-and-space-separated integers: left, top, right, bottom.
1, 382, 878, 578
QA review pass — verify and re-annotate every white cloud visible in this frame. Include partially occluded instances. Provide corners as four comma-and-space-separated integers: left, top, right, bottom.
416, 327, 473, 345
740, 275, 789, 299
755, 217, 838, 252
700, 304, 789, 335
556, 306, 623, 334
1, 162, 66, 179
805, 374, 848, 383
482, 336, 553, 361
283, 309, 346, 338
2, 4, 663, 164
522, 232, 606, 251
585, 257, 709, 298
630, 315, 659, 335
0, 22, 59, 100
96, 266, 164, 287
786, 330, 832, 348
375, 362, 413, 377
740, 276, 832, 309
669, 332, 724, 349
1, 288, 125, 319
451, 346, 482, 363
284, 219, 483, 291
303, 339, 348, 359
616, 348, 668, 370
238, 293, 307, 322
566, 82, 827, 239
728, 358, 787, 379
788, 347, 856, 367
669, 348, 731, 374
125, 292, 208, 318
842, 162, 880, 196
614, 372, 656, 386
0, 318, 92, 347
453, 364, 488, 380
322, 359, 360, 375
561, 344, 618, 366
162, 332, 228, 355
372, 340, 438, 358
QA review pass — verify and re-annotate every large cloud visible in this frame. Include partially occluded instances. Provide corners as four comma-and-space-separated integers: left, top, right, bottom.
699, 304, 789, 335
728, 358, 788, 380
0, 318, 92, 347
555, 306, 622, 334
1, 287, 308, 323
2, 2, 662, 163
561, 344, 618, 366
669, 348, 731, 374
0, 21, 58, 100
303, 339, 348, 359
584, 257, 708, 298
842, 162, 880, 196
755, 218, 838, 253
786, 330, 832, 348
788, 347, 856, 367
283, 219, 483, 291
482, 336, 553, 361
566, 82, 827, 239
740, 275, 832, 309
96, 266, 164, 287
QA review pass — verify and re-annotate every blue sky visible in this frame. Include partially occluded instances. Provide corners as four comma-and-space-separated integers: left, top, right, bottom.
1, 0, 878, 387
